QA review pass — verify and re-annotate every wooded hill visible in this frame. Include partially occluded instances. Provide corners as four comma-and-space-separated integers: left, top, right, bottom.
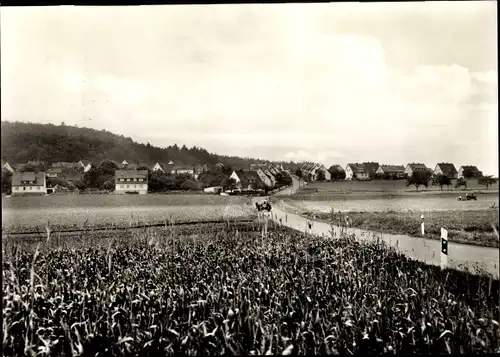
1, 121, 298, 170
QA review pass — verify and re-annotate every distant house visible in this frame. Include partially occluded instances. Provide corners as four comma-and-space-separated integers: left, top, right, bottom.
229, 170, 264, 191
27, 160, 46, 168
119, 162, 138, 170
345, 163, 369, 180
79, 160, 92, 173
152, 162, 174, 174
115, 170, 148, 194
376, 165, 406, 179
11, 172, 46, 196
362, 162, 380, 178
433, 163, 458, 179
457, 165, 482, 179
250, 165, 273, 188
404, 163, 431, 177
171, 165, 195, 176
193, 164, 209, 180
52, 162, 82, 170
63, 172, 84, 185
46, 168, 63, 178
317, 164, 331, 181
2, 161, 15, 173
299, 162, 330, 181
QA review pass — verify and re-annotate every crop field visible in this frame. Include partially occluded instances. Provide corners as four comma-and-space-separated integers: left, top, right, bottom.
277, 195, 499, 213
3, 222, 499, 356
2, 194, 255, 233
299, 180, 499, 193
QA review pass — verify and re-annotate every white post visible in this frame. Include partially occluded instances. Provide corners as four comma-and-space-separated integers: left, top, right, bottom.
421, 214, 425, 236
440, 227, 448, 270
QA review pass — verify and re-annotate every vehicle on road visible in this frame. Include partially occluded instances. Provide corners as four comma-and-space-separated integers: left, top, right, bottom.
256, 200, 272, 212
458, 193, 477, 201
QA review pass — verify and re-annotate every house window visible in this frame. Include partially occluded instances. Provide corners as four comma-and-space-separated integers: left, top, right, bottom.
126, 184, 129, 188
23, 187, 26, 191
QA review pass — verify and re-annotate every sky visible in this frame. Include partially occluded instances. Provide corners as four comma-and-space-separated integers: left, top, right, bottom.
1, 2, 498, 175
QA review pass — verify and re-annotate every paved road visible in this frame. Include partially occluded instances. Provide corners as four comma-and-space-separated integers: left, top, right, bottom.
258, 176, 499, 277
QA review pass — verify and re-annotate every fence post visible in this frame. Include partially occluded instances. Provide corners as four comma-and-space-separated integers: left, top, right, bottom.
421, 214, 425, 236
440, 227, 448, 270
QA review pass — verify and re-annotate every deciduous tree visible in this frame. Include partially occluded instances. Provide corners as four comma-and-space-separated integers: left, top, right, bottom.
478, 176, 498, 190
406, 171, 432, 191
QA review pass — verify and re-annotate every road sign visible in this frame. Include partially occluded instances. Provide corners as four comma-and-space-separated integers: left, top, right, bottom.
441, 227, 448, 270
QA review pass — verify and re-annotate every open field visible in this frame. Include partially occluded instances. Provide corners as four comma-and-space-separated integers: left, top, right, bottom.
2, 194, 255, 233
296, 180, 499, 194
3, 223, 499, 355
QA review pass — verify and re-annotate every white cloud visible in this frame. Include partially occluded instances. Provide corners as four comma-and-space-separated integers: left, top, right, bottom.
1, 4, 497, 175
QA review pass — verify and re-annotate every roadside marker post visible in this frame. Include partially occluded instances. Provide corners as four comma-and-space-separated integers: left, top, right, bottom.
421, 214, 425, 236
441, 227, 448, 270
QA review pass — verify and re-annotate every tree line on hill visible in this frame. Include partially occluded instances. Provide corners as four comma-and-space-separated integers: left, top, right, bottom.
0, 121, 299, 171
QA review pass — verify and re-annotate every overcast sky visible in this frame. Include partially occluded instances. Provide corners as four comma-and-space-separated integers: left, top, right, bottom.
1, 2, 498, 174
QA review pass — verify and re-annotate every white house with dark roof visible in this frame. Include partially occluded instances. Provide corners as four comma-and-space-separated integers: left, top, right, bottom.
404, 163, 431, 177
345, 163, 369, 180
433, 163, 458, 179
11, 172, 47, 195
115, 170, 148, 194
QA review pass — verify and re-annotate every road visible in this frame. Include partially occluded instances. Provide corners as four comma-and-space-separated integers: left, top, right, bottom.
260, 176, 499, 277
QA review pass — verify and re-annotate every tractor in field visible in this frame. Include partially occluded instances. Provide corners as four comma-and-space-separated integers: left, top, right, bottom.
256, 200, 272, 212
458, 193, 477, 201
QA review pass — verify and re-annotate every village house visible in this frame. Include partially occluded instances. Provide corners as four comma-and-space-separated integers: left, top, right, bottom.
118, 160, 138, 170
376, 165, 406, 179
151, 162, 174, 174
11, 172, 47, 196
229, 170, 265, 191
250, 165, 274, 188
362, 162, 380, 178
433, 163, 458, 179
457, 165, 482, 179
171, 165, 195, 176
114, 170, 148, 194
345, 163, 370, 180
404, 163, 431, 177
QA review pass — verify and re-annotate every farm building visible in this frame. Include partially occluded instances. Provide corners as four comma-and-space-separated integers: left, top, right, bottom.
457, 165, 482, 179
404, 163, 431, 177
114, 170, 148, 194
434, 163, 458, 179
345, 163, 369, 180
11, 171, 47, 196
376, 165, 406, 179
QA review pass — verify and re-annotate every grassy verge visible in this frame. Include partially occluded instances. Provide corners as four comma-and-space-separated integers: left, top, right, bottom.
300, 209, 499, 248
2, 222, 499, 355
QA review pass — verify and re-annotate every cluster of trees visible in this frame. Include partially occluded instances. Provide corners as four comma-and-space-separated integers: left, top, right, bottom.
406, 170, 498, 191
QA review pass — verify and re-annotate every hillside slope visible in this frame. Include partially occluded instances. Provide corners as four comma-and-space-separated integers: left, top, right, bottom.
1, 121, 296, 169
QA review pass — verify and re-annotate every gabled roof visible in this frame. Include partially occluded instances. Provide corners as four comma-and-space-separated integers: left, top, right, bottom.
119, 163, 138, 170
407, 163, 429, 172
330, 165, 345, 172
12, 172, 45, 186
435, 163, 457, 175
379, 165, 405, 173
115, 170, 148, 179
346, 163, 366, 173
459, 165, 481, 174
362, 162, 380, 175
79, 160, 92, 166
52, 162, 81, 169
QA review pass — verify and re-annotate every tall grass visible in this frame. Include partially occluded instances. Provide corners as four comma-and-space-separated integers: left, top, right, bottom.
2, 220, 499, 356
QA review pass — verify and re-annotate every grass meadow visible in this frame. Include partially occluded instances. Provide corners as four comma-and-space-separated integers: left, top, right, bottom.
2, 221, 499, 356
